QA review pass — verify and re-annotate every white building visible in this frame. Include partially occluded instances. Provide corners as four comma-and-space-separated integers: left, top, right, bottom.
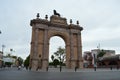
83, 51, 93, 68
91, 49, 115, 65
91, 49, 115, 57
3, 57, 16, 66
83, 49, 116, 67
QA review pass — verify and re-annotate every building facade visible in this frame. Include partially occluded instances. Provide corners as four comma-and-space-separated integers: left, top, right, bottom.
3, 56, 16, 67
83, 49, 117, 68
0, 51, 3, 67
83, 51, 93, 68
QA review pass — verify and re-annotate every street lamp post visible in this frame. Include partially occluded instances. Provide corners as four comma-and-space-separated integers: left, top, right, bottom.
0, 30, 6, 67
60, 53, 62, 72
10, 49, 13, 54
93, 54, 97, 71
0, 30, 1, 34
2, 45, 5, 54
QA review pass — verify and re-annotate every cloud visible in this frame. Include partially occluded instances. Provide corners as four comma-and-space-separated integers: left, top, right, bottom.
0, 0, 120, 60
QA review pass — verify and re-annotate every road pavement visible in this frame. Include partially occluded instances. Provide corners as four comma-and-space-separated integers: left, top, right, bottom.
0, 67, 120, 80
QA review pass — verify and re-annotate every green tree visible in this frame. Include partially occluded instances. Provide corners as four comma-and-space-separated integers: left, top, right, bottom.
5, 62, 12, 67
18, 57, 23, 66
97, 49, 106, 58
54, 47, 65, 66
12, 56, 17, 59
6, 54, 11, 57
24, 55, 30, 68
53, 59, 59, 68
51, 55, 54, 62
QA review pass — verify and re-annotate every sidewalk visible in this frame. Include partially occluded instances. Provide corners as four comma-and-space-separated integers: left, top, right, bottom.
0, 67, 17, 71
33, 67, 120, 72
1, 67, 120, 72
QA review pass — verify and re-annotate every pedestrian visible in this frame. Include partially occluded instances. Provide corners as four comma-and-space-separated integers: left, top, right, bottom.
18, 66, 21, 70
75, 66, 77, 72
110, 66, 112, 70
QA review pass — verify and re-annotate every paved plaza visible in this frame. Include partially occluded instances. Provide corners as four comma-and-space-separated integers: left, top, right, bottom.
0, 67, 120, 80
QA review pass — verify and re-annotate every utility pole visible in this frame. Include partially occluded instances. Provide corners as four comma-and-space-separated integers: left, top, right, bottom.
2, 45, 5, 54
0, 30, 1, 34
10, 48, 13, 54
97, 43, 101, 50
60, 53, 62, 72
93, 54, 97, 71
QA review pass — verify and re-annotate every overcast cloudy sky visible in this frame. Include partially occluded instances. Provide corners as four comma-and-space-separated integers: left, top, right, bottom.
0, 0, 120, 59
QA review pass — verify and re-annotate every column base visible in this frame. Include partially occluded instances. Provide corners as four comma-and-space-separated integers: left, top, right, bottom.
31, 59, 38, 71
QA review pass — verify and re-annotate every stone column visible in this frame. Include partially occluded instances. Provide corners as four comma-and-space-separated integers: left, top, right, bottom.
69, 31, 75, 68
34, 28, 39, 56
77, 32, 83, 68
65, 44, 70, 68
42, 29, 48, 69
31, 28, 39, 70
29, 27, 35, 68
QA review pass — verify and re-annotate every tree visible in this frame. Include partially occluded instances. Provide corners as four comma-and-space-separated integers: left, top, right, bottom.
12, 56, 17, 59
49, 47, 65, 67
17, 57, 23, 66
54, 47, 65, 65
97, 49, 106, 58
51, 55, 54, 62
5, 62, 12, 67
24, 55, 30, 69
6, 54, 11, 57
53, 59, 59, 67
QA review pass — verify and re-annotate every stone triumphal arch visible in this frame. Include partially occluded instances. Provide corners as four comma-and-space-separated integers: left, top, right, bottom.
29, 12, 83, 70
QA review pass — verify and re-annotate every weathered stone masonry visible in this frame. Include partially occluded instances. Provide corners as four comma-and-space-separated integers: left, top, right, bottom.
30, 13, 83, 70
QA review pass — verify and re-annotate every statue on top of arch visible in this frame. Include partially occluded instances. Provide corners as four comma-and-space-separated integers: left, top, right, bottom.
53, 10, 61, 17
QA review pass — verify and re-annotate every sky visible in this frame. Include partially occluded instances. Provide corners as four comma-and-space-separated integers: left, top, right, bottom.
0, 0, 120, 60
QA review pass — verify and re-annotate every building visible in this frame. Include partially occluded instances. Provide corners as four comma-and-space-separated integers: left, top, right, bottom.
83, 49, 117, 68
0, 51, 3, 67
83, 51, 93, 68
3, 56, 16, 67
91, 49, 115, 66
91, 49, 115, 57
102, 50, 115, 57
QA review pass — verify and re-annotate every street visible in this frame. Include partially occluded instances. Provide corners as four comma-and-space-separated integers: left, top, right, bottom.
0, 68, 120, 80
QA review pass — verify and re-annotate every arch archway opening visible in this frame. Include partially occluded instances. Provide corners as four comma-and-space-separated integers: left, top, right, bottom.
49, 36, 66, 67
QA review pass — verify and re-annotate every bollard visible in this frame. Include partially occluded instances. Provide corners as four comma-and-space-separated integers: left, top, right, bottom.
110, 66, 112, 70
94, 67, 96, 71
46, 67, 48, 72
75, 66, 77, 72
94, 64, 97, 71
60, 66, 62, 72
